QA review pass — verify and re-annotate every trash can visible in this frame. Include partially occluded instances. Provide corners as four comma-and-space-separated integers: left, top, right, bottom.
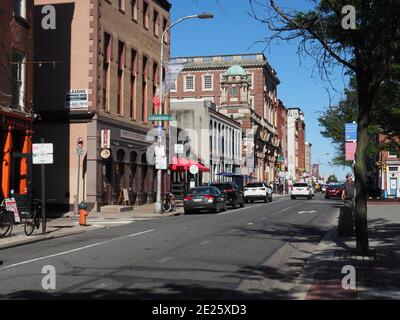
338, 203, 355, 237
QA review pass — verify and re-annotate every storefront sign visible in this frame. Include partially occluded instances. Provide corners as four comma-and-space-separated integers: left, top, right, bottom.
189, 165, 199, 175
5, 198, 20, 223
101, 149, 111, 159
65, 89, 89, 110
101, 130, 111, 149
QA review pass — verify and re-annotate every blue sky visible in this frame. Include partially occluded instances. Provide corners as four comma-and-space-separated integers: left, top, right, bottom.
169, 0, 350, 180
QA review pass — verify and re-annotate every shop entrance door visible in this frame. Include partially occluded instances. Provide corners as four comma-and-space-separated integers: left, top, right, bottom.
11, 152, 32, 214
390, 178, 398, 197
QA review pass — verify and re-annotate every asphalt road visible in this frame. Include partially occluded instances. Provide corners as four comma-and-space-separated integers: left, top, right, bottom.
0, 194, 341, 300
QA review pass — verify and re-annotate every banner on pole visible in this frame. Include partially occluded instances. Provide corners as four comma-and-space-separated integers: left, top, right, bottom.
345, 142, 357, 161
345, 123, 358, 142
164, 62, 186, 94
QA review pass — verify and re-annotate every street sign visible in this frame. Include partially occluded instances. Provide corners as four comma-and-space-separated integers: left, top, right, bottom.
33, 143, 53, 155
156, 156, 167, 170
33, 143, 54, 165
345, 123, 358, 141
77, 137, 84, 149
33, 153, 54, 165
101, 130, 111, 149
155, 145, 166, 157
189, 165, 199, 175
76, 147, 85, 156
148, 114, 173, 122
277, 156, 285, 163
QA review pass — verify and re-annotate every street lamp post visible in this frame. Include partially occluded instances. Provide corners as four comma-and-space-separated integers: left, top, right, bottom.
155, 13, 214, 214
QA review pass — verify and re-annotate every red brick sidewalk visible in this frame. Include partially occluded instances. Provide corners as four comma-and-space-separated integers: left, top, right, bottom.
306, 250, 400, 300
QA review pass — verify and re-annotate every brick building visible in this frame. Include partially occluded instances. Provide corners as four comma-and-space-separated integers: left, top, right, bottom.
33, 0, 171, 212
276, 99, 288, 187
0, 0, 35, 209
378, 135, 400, 198
305, 142, 312, 180
287, 108, 306, 183
170, 53, 281, 182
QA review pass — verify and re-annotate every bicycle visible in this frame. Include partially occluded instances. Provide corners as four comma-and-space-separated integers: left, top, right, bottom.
0, 201, 14, 237
24, 199, 42, 236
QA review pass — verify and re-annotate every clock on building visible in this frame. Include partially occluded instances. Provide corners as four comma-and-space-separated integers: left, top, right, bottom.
230, 87, 238, 97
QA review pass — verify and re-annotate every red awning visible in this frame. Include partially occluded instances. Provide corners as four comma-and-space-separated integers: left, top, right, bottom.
170, 156, 210, 172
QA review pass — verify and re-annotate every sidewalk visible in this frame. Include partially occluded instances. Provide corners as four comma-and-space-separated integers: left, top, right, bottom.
305, 202, 400, 300
0, 203, 183, 250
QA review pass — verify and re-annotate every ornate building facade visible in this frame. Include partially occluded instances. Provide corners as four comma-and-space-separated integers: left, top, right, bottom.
170, 53, 281, 182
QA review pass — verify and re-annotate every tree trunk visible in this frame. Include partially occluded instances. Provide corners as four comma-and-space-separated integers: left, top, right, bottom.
354, 74, 370, 256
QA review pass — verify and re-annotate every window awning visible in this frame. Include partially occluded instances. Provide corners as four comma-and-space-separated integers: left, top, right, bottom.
170, 156, 210, 172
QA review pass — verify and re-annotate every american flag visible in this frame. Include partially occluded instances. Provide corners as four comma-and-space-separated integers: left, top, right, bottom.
153, 95, 160, 108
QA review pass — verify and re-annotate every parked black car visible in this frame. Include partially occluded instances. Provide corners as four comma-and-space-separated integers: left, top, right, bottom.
211, 182, 245, 209
367, 186, 382, 199
183, 187, 227, 214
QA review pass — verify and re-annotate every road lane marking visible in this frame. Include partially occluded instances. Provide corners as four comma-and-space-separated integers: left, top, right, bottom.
247, 223, 254, 226
298, 211, 317, 214
200, 240, 211, 245
0, 229, 154, 271
217, 204, 263, 215
157, 257, 173, 264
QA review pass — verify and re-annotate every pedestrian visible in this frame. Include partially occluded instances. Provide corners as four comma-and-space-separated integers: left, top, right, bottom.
342, 173, 355, 210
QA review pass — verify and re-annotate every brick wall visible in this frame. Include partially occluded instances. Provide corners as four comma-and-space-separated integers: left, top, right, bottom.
98, 0, 171, 126
0, 0, 34, 112
297, 120, 306, 175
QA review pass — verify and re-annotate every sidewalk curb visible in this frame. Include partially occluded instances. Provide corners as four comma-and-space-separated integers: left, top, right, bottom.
0, 226, 107, 251
292, 212, 339, 300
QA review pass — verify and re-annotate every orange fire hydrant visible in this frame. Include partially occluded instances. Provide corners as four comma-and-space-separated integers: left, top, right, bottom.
79, 202, 89, 226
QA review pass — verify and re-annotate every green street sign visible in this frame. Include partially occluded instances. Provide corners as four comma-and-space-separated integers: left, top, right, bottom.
148, 114, 173, 122
277, 156, 285, 163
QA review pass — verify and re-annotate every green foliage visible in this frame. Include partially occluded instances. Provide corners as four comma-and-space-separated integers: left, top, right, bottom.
318, 66, 400, 167
327, 175, 338, 183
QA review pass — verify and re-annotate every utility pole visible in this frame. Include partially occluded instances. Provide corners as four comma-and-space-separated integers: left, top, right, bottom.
154, 12, 214, 214
41, 138, 46, 235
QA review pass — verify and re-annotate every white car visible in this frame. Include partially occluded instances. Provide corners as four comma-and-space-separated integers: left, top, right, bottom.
244, 182, 273, 203
290, 182, 313, 200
